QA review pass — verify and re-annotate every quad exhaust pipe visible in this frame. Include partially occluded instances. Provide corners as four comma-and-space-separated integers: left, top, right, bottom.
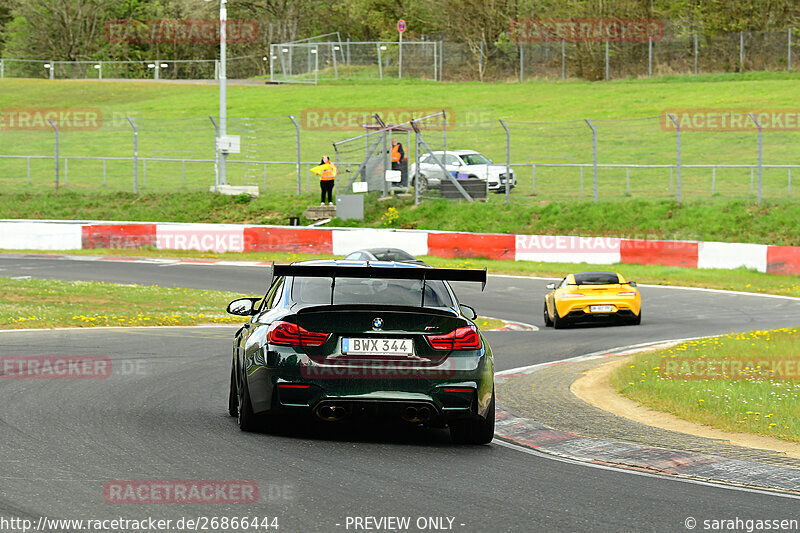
402, 405, 432, 423
315, 402, 348, 422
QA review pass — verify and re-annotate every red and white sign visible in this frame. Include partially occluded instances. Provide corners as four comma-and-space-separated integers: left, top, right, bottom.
397, 19, 406, 33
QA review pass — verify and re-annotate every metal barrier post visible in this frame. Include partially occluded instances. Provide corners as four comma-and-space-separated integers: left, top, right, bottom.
712, 167, 716, 195
64, 157, 68, 185
667, 113, 682, 203
289, 115, 301, 196
209, 116, 219, 188
604, 41, 609, 80
648, 37, 652, 77
561, 40, 566, 80
126, 117, 138, 193
519, 44, 524, 83
748, 112, 763, 203
694, 34, 699, 74
414, 129, 420, 205
789, 168, 792, 197
47, 119, 59, 192
585, 119, 598, 202
499, 119, 510, 204
789, 28, 793, 72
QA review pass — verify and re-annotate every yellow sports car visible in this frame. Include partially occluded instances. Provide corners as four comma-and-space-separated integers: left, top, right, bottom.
544, 271, 641, 329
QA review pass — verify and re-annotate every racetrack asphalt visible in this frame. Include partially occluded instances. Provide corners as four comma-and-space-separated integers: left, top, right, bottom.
2, 253, 800, 532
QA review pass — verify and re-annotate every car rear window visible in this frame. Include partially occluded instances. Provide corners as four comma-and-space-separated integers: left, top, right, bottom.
573, 272, 620, 285
371, 250, 416, 262
290, 276, 453, 308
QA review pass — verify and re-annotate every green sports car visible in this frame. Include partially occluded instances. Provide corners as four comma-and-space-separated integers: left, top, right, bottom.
226, 260, 494, 444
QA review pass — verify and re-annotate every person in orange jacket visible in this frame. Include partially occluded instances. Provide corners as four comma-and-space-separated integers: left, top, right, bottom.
390, 138, 405, 171
310, 155, 337, 206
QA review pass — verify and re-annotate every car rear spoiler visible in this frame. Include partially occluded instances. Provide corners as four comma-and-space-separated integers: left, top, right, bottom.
272, 264, 487, 291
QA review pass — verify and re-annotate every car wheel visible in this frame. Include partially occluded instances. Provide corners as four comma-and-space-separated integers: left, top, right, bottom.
450, 390, 495, 445
543, 302, 553, 327
553, 307, 569, 329
237, 373, 267, 432
631, 309, 642, 325
227, 361, 238, 417
414, 174, 428, 195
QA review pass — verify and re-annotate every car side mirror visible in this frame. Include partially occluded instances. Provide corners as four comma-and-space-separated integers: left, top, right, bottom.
545, 283, 556, 290
227, 297, 261, 316
459, 304, 477, 320
628, 281, 637, 287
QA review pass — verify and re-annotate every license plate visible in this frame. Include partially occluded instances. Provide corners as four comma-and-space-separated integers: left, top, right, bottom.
342, 338, 413, 356
589, 305, 614, 313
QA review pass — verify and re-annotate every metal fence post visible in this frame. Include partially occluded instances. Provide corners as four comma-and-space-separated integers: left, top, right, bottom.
694, 34, 699, 74
789, 28, 793, 71
1, 59, 4, 78
499, 119, 510, 204
789, 168, 792, 197
626, 167, 630, 195
414, 127, 420, 205
209, 116, 219, 188
561, 40, 566, 80
126, 117, 138, 193
64, 157, 68, 185
532, 165, 536, 195
748, 112, 763, 204
712, 167, 716, 195
289, 115, 301, 196
519, 44, 524, 83
740, 31, 745, 72
377, 44, 383, 80
605, 41, 609, 80
585, 119, 598, 202
648, 37, 652, 77
46, 118, 59, 192
667, 113, 682, 203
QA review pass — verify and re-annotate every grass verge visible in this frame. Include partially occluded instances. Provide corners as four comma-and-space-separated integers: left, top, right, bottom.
0, 276, 504, 331
611, 328, 800, 443
0, 277, 243, 329
7, 248, 799, 298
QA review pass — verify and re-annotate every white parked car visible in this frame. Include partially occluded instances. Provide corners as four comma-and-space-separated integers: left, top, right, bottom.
409, 150, 517, 194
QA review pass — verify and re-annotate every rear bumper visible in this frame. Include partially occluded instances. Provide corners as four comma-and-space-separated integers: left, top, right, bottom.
564, 308, 638, 323
245, 349, 493, 422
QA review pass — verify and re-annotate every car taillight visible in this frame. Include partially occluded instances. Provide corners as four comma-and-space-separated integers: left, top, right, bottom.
617, 291, 637, 297
560, 292, 585, 299
426, 325, 482, 351
267, 321, 329, 347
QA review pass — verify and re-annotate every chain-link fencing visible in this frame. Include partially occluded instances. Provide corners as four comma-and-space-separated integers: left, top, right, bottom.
2, 111, 799, 205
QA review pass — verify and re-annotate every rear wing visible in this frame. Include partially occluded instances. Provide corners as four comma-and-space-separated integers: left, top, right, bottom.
272, 264, 487, 291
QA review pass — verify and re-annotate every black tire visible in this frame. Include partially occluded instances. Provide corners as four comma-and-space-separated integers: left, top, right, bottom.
450, 390, 495, 445
631, 309, 642, 325
238, 374, 267, 432
553, 307, 569, 329
227, 361, 238, 417
543, 302, 553, 327
414, 175, 428, 195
